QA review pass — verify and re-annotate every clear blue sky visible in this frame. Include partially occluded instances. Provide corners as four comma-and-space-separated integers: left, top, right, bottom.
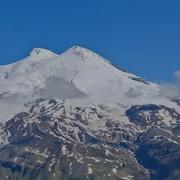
0, 0, 180, 82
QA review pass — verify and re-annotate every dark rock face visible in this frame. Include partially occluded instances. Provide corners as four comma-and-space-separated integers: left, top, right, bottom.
126, 104, 180, 128
0, 99, 149, 180
0, 99, 180, 180
129, 77, 149, 85
136, 127, 180, 180
126, 105, 180, 180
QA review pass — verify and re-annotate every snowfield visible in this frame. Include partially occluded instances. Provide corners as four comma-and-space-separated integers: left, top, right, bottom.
0, 46, 179, 122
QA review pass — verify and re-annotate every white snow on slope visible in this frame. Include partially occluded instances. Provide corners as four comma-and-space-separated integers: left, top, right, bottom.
0, 45, 179, 121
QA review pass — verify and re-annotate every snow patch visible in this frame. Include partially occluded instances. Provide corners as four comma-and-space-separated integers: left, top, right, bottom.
87, 164, 93, 175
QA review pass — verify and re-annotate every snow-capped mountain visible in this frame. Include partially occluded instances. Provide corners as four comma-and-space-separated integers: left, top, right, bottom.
0, 46, 180, 180
0, 46, 179, 122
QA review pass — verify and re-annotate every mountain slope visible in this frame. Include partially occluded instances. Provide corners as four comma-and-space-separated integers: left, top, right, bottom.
0, 46, 179, 122
0, 46, 180, 180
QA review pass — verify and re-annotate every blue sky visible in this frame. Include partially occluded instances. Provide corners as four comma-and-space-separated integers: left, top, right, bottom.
0, 0, 180, 82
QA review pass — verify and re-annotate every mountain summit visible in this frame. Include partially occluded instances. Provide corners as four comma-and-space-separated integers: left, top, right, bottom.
30, 48, 58, 59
